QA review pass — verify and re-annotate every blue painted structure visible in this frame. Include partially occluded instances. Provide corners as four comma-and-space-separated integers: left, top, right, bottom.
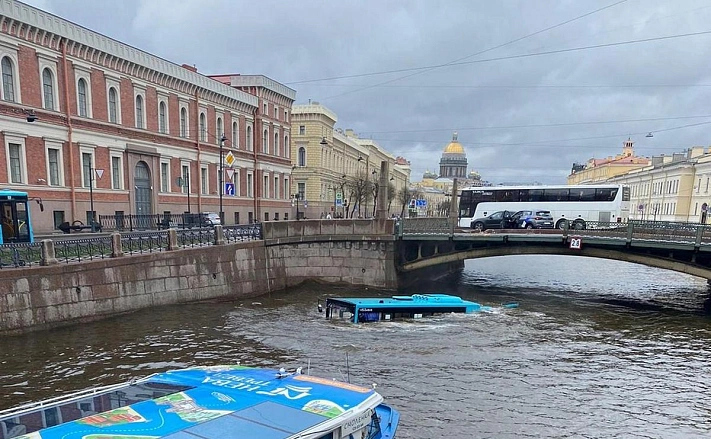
0, 189, 34, 244
326, 294, 483, 323
0, 365, 399, 439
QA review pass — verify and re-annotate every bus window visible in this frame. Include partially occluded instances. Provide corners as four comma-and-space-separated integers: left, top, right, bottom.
529, 189, 544, 202
543, 189, 569, 201
495, 190, 517, 202
16, 201, 29, 242
569, 188, 596, 201
595, 188, 618, 201
517, 189, 529, 202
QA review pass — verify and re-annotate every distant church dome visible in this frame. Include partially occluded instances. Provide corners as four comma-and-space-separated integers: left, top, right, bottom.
439, 131, 468, 179
443, 132, 465, 154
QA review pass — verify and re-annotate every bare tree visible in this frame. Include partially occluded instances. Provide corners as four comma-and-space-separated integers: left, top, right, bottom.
397, 187, 421, 217
344, 171, 370, 218
387, 182, 396, 214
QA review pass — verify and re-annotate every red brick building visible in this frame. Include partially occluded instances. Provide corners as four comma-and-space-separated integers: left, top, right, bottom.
0, 1, 294, 233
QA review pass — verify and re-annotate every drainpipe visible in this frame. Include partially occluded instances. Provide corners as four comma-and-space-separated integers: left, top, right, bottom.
195, 88, 202, 213
253, 105, 259, 220
61, 38, 77, 221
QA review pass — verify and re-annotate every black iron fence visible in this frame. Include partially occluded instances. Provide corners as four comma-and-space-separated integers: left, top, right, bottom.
54, 236, 114, 263
0, 242, 42, 268
98, 213, 209, 232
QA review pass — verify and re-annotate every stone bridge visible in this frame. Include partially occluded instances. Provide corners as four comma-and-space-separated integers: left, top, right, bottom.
398, 217, 711, 281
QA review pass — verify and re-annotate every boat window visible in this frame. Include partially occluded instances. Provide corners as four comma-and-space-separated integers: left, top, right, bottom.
317, 432, 334, 439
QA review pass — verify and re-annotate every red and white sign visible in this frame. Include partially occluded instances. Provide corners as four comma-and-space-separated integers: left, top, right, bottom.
226, 168, 235, 180
95, 169, 104, 179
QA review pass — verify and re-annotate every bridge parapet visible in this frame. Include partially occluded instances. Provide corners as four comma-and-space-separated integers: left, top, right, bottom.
263, 219, 394, 239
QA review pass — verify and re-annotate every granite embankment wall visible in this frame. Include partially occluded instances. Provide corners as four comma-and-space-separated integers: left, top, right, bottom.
0, 219, 396, 335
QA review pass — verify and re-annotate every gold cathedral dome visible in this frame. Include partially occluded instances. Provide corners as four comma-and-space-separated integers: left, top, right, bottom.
443, 131, 465, 154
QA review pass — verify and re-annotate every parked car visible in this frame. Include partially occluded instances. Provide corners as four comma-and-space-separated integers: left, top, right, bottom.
201, 212, 221, 226
470, 210, 516, 231
511, 210, 554, 229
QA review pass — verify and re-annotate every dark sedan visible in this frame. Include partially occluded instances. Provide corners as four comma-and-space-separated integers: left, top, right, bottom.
470, 211, 516, 231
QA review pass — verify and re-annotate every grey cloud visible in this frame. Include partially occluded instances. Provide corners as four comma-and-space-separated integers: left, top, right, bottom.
23, 0, 711, 183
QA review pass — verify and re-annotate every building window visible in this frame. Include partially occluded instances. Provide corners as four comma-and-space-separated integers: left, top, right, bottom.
77, 78, 88, 117
264, 175, 269, 199
247, 173, 253, 197
111, 156, 122, 189
48, 148, 60, 186
181, 165, 190, 194
265, 212, 269, 222
274, 132, 279, 156
159, 101, 167, 134
274, 106, 278, 119
284, 110, 288, 122
160, 162, 169, 192
232, 121, 239, 148
135, 95, 144, 128
263, 103, 267, 114
108, 87, 118, 123
298, 147, 306, 166
199, 112, 206, 141
201, 167, 208, 195
284, 135, 289, 158
263, 129, 268, 153
247, 126, 253, 151
217, 117, 223, 142
298, 182, 305, 200
284, 178, 290, 199
1, 56, 15, 102
8, 143, 22, 183
42, 68, 54, 110
180, 107, 188, 137
82, 152, 93, 188
299, 125, 305, 135
274, 176, 279, 199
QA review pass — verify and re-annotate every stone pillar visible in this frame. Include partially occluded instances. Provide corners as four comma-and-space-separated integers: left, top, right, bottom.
111, 232, 123, 257
40, 239, 57, 266
448, 178, 459, 233
168, 228, 178, 250
214, 225, 225, 245
376, 160, 390, 219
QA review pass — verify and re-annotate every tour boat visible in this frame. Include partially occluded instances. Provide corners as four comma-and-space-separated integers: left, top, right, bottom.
0, 365, 399, 439
324, 293, 503, 323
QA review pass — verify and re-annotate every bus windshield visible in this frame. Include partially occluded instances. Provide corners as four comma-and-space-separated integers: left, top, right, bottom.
457, 184, 630, 229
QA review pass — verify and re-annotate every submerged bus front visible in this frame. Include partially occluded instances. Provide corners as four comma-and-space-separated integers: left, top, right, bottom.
458, 184, 630, 229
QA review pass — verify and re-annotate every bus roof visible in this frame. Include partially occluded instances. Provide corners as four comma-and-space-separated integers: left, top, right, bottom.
0, 188, 29, 197
460, 184, 622, 191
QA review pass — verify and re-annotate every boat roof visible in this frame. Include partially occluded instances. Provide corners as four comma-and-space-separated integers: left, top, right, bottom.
327, 293, 480, 309
2, 365, 381, 439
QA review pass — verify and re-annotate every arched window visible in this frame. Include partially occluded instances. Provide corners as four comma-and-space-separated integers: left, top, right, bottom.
108, 87, 118, 123
263, 129, 268, 153
180, 107, 187, 137
159, 101, 167, 133
42, 68, 54, 110
298, 147, 306, 167
1, 57, 15, 102
232, 121, 238, 148
77, 78, 88, 117
135, 95, 144, 128
199, 113, 206, 141
284, 135, 289, 158
274, 132, 279, 156
246, 126, 252, 151
217, 117, 223, 142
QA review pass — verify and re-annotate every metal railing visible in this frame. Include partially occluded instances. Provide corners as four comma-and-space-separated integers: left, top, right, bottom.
121, 231, 171, 254
54, 236, 114, 263
224, 224, 263, 243
98, 213, 208, 232
0, 242, 42, 268
177, 227, 215, 248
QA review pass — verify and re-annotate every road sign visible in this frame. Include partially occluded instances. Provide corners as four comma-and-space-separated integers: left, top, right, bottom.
336, 191, 343, 201
336, 198, 343, 207
95, 169, 104, 180
224, 151, 236, 167
569, 237, 582, 250
224, 182, 235, 196
415, 199, 427, 207
226, 168, 235, 180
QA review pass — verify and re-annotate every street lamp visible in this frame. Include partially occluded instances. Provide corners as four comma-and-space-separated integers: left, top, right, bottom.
218, 134, 228, 224
89, 168, 95, 232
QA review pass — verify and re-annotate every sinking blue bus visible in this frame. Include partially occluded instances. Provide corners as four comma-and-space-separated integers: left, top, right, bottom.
0, 189, 36, 244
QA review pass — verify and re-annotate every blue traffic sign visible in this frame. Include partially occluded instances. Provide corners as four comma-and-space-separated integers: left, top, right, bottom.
224, 182, 235, 196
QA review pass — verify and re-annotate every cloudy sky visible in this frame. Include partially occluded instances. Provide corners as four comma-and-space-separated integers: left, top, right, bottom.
21, 0, 711, 184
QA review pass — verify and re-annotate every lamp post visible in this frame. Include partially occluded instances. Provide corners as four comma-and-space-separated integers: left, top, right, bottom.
293, 193, 300, 220
89, 168, 95, 232
218, 134, 228, 224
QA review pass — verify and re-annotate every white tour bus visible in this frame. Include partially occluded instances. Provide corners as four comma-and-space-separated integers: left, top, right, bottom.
457, 184, 631, 229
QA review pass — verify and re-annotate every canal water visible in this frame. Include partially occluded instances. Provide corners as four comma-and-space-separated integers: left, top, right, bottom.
2, 255, 711, 438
